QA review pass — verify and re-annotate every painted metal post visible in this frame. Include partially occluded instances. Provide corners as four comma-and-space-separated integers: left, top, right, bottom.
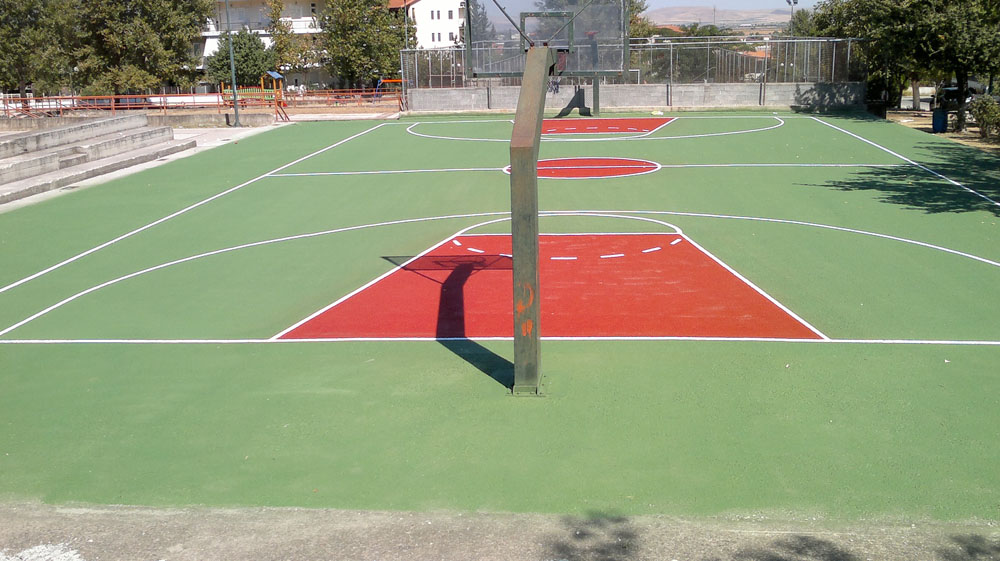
509, 46, 552, 396
224, 0, 241, 127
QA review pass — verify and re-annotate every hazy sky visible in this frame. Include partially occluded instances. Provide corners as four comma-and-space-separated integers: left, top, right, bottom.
645, 0, 818, 11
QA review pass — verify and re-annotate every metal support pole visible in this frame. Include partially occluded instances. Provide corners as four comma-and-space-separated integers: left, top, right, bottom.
224, 0, 241, 127
593, 77, 600, 115
509, 47, 553, 396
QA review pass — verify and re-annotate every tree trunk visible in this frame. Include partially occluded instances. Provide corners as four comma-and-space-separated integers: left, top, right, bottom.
955, 68, 969, 131
911, 78, 920, 110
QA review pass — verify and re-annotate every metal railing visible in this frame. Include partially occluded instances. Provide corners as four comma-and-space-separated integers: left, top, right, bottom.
2, 89, 403, 119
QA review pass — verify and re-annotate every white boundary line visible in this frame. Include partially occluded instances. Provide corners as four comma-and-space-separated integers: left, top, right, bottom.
0, 211, 510, 338
3, 209, 997, 341
272, 162, 898, 180
678, 233, 829, 340
0, 122, 389, 297
2, 337, 999, 345
270, 214, 685, 339
273, 213, 825, 341
811, 117, 1000, 209
269, 234, 458, 340
582, 209, 1000, 269
405, 117, 785, 143
540, 117, 677, 140
270, 167, 503, 177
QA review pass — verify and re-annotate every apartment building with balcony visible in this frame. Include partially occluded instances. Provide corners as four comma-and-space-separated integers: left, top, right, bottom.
197, 0, 328, 87
390, 0, 466, 48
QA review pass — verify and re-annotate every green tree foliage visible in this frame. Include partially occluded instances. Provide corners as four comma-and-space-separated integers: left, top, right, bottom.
265, 0, 315, 76
465, 0, 497, 42
72, 0, 213, 94
0, 0, 74, 97
814, 0, 1000, 127
912, 0, 1000, 128
627, 0, 657, 39
318, 0, 406, 88
969, 94, 1000, 138
788, 8, 818, 36
206, 30, 276, 87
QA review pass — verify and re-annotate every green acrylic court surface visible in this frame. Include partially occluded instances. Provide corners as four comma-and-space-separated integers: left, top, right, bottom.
1, 112, 998, 520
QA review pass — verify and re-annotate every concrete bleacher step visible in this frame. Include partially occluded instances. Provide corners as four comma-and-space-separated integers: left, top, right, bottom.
59, 153, 89, 169
0, 114, 149, 159
0, 125, 174, 185
0, 138, 196, 205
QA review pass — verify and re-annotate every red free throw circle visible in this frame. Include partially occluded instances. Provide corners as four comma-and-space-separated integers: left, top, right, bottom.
503, 157, 661, 179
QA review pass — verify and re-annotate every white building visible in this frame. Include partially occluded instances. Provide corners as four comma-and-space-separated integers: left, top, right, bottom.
390, 0, 466, 48
198, 0, 328, 87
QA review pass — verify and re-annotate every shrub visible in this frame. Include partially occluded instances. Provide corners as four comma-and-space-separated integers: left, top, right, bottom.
968, 95, 1000, 139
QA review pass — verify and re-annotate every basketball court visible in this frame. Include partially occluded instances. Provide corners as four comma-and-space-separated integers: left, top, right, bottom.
0, 110, 998, 538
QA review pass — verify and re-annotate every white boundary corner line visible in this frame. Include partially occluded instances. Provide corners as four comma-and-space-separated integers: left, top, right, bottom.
679, 233, 829, 340
0, 122, 389, 297
268, 233, 459, 340
810, 117, 1000, 209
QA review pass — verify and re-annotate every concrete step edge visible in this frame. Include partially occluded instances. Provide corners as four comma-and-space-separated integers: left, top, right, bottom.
0, 115, 149, 159
0, 139, 197, 205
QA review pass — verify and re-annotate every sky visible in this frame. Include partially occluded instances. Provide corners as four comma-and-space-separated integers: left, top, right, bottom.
644, 0, 818, 11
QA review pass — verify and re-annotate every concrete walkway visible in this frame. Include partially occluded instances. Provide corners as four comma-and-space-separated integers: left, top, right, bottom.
0, 502, 995, 561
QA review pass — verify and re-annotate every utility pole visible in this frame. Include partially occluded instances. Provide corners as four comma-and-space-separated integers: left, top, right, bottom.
224, 0, 241, 127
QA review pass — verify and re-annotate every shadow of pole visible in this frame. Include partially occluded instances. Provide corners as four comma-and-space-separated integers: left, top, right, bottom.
436, 262, 514, 390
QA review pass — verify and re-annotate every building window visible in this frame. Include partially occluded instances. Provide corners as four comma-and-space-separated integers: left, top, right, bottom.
448, 9, 453, 18
459, 3, 465, 18
310, 2, 316, 14
430, 10, 434, 19
448, 31, 455, 41
436, 10, 441, 19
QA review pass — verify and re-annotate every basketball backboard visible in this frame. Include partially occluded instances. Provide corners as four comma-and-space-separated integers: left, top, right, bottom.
464, 0, 626, 77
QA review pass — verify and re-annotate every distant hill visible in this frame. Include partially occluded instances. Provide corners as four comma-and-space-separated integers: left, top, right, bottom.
645, 6, 791, 27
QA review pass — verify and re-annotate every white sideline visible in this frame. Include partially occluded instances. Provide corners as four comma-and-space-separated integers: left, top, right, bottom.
811, 117, 1000, 209
0, 122, 389, 296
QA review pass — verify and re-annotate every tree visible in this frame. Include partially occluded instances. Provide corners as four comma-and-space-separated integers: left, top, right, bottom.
814, 0, 914, 107
465, 0, 498, 42
911, 0, 1000, 129
788, 8, 818, 36
71, 0, 213, 94
626, 0, 657, 39
265, 0, 315, 77
0, 0, 74, 98
206, 30, 276, 87
317, 0, 406, 88
814, 0, 1000, 128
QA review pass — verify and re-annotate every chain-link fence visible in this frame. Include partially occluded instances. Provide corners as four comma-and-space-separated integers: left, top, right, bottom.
401, 37, 864, 89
